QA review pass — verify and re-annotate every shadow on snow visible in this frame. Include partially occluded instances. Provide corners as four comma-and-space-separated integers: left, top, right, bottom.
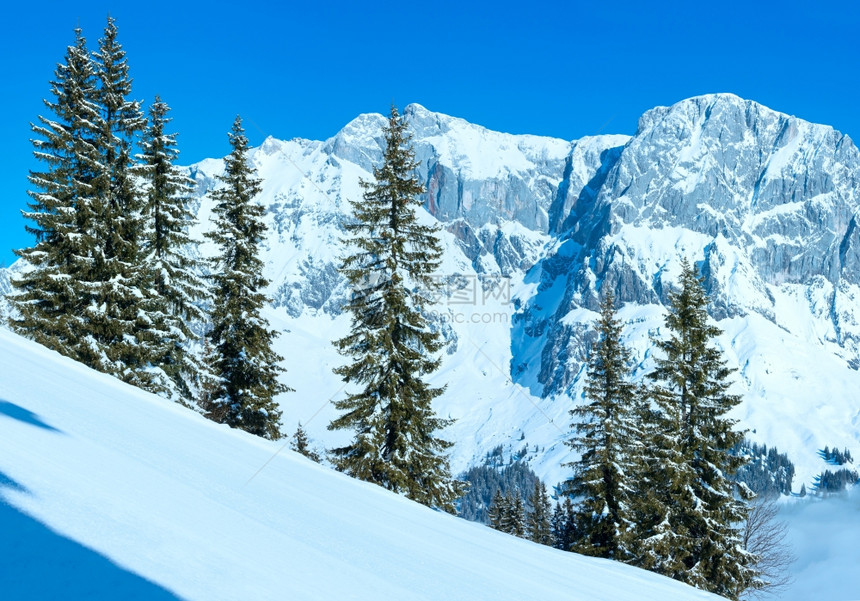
0, 400, 63, 433
0, 470, 185, 600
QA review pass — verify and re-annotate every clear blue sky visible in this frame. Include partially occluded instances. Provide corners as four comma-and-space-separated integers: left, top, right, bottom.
2, 0, 858, 267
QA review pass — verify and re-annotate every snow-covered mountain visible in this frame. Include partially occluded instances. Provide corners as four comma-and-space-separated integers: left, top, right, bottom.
4, 94, 859, 492
176, 94, 860, 491
0, 328, 726, 601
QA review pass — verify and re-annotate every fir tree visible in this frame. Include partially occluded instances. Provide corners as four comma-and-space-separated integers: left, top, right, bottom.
631, 388, 698, 579
12, 18, 169, 394
328, 106, 463, 511
550, 502, 567, 549
10, 28, 101, 355
565, 291, 642, 561
643, 258, 758, 599
559, 497, 577, 550
290, 423, 322, 463
499, 491, 525, 537
488, 489, 507, 531
86, 16, 170, 392
526, 481, 553, 545
138, 95, 208, 400
204, 116, 288, 440
551, 499, 578, 550
511, 493, 526, 537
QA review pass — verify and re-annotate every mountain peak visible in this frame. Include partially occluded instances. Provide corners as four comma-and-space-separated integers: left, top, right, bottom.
636, 93, 841, 140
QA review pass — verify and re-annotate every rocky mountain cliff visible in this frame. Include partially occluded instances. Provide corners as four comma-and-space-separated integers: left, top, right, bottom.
518, 94, 860, 399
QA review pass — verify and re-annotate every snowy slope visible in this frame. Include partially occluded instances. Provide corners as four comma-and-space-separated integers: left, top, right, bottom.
0, 328, 724, 601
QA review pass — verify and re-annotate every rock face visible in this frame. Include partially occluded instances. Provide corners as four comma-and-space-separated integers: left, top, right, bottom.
186, 104, 628, 318
516, 94, 860, 398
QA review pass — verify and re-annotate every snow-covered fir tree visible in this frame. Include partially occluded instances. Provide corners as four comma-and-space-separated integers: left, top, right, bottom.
328, 105, 463, 512
86, 17, 173, 393
10, 28, 101, 354
204, 116, 288, 440
526, 481, 553, 545
631, 386, 700, 579
497, 491, 525, 537
564, 291, 642, 561
138, 95, 208, 400
642, 258, 759, 599
12, 18, 171, 395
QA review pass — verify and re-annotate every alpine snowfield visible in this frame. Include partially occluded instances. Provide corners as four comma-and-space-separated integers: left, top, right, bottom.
0, 328, 722, 601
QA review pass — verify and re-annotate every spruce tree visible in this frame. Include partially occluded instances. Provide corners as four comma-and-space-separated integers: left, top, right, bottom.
631, 386, 698, 579
644, 258, 758, 599
550, 499, 577, 550
12, 18, 168, 395
565, 291, 642, 561
205, 116, 288, 440
10, 28, 101, 355
138, 95, 208, 400
328, 106, 463, 511
498, 491, 525, 537
86, 17, 171, 391
526, 481, 553, 545
510, 493, 526, 537
550, 502, 566, 549
290, 423, 322, 463
488, 489, 506, 531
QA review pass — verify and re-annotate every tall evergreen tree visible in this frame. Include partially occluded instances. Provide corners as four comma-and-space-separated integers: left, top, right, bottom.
510, 493, 526, 538
10, 29, 101, 354
138, 95, 208, 399
630, 385, 698, 579
328, 106, 463, 512
85, 16, 163, 389
12, 18, 168, 395
498, 491, 525, 537
565, 291, 642, 561
643, 258, 758, 599
204, 116, 288, 440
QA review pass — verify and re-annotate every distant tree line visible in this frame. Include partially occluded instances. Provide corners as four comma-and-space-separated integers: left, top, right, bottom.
459, 461, 540, 523
820, 445, 853, 466
815, 468, 859, 493
731, 440, 795, 498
